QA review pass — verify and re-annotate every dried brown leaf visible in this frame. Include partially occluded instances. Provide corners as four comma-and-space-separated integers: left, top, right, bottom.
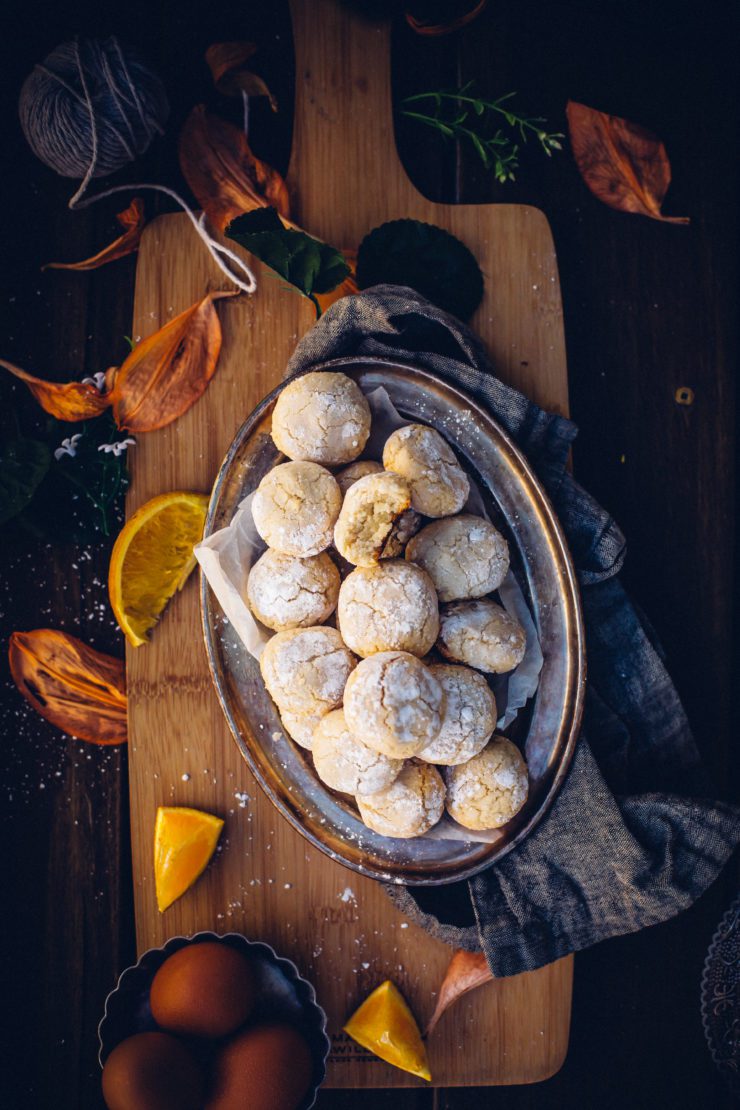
110, 290, 238, 433
179, 105, 290, 233
406, 0, 487, 36
0, 359, 111, 421
206, 42, 278, 111
9, 630, 127, 745
566, 101, 689, 224
42, 198, 145, 272
425, 950, 492, 1036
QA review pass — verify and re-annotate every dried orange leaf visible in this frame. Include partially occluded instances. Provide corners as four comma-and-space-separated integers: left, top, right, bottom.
8, 629, 127, 745
0, 358, 111, 421
425, 950, 492, 1036
179, 105, 290, 233
566, 101, 689, 224
110, 290, 238, 433
206, 42, 277, 111
42, 198, 145, 272
406, 0, 487, 36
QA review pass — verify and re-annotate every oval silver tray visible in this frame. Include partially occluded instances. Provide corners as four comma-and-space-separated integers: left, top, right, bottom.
201, 357, 585, 886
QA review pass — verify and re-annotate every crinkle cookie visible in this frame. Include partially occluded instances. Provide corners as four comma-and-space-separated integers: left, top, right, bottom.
247, 549, 340, 631
437, 599, 526, 674
343, 651, 444, 759
382, 423, 469, 518
337, 560, 439, 657
406, 515, 509, 602
445, 736, 528, 830
260, 625, 355, 717
335, 460, 383, 495
279, 708, 326, 751
334, 471, 412, 566
252, 461, 341, 557
312, 708, 403, 795
417, 664, 497, 765
357, 761, 446, 838
271, 371, 371, 465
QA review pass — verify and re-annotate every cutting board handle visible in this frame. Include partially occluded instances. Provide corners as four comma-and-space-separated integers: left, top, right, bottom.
287, 0, 406, 240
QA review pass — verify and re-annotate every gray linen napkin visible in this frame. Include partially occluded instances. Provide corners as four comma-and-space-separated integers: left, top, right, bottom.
286, 285, 740, 977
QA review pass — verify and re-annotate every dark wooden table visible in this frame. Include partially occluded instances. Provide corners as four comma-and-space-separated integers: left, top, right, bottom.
1, 1, 737, 1106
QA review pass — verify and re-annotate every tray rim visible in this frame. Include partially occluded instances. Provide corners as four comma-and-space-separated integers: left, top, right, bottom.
201, 356, 586, 885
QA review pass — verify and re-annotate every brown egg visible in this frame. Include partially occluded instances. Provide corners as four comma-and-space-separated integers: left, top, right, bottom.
150, 942, 257, 1039
102, 1031, 204, 1110
206, 1022, 314, 1110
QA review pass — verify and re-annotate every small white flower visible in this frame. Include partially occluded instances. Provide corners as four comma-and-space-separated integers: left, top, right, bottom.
82, 372, 108, 392
54, 434, 83, 461
98, 438, 136, 458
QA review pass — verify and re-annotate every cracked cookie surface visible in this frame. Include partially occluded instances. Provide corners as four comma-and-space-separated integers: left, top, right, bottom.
312, 708, 403, 795
279, 708, 327, 750
357, 760, 446, 838
343, 651, 444, 759
406, 515, 509, 602
260, 625, 356, 717
445, 736, 528, 830
337, 559, 439, 657
247, 549, 340, 631
252, 461, 341, 557
382, 423, 469, 518
335, 459, 383, 495
417, 664, 497, 765
334, 470, 412, 567
271, 371, 371, 465
437, 598, 526, 674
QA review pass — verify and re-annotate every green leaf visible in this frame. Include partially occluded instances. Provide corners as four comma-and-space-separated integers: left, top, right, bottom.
470, 132, 488, 165
226, 208, 350, 302
0, 434, 51, 525
356, 219, 484, 322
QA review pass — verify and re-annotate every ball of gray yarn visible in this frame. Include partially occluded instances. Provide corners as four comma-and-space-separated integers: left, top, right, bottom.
19, 37, 168, 186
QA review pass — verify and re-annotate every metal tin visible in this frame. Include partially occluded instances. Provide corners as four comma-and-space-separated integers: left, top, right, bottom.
201, 357, 586, 885
98, 931, 330, 1110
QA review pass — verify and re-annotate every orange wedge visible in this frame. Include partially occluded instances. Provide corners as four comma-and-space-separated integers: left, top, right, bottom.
154, 806, 224, 912
109, 491, 209, 647
344, 979, 431, 1081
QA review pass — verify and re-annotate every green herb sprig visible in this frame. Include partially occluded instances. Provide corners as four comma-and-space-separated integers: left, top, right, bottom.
402, 82, 562, 183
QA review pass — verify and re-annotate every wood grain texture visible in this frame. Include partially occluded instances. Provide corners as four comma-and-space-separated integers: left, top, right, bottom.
125, 0, 574, 1089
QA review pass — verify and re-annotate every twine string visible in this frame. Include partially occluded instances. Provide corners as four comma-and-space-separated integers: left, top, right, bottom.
23, 37, 257, 293
74, 182, 258, 294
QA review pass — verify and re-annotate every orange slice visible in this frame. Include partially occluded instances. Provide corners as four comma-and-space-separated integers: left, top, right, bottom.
343, 979, 431, 1081
154, 806, 224, 912
109, 490, 209, 647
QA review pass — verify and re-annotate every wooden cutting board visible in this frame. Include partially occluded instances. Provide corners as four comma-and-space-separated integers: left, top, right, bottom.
126, 0, 573, 1087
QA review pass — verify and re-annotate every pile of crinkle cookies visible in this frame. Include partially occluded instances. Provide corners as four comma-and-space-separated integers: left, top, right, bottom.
246, 371, 530, 839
